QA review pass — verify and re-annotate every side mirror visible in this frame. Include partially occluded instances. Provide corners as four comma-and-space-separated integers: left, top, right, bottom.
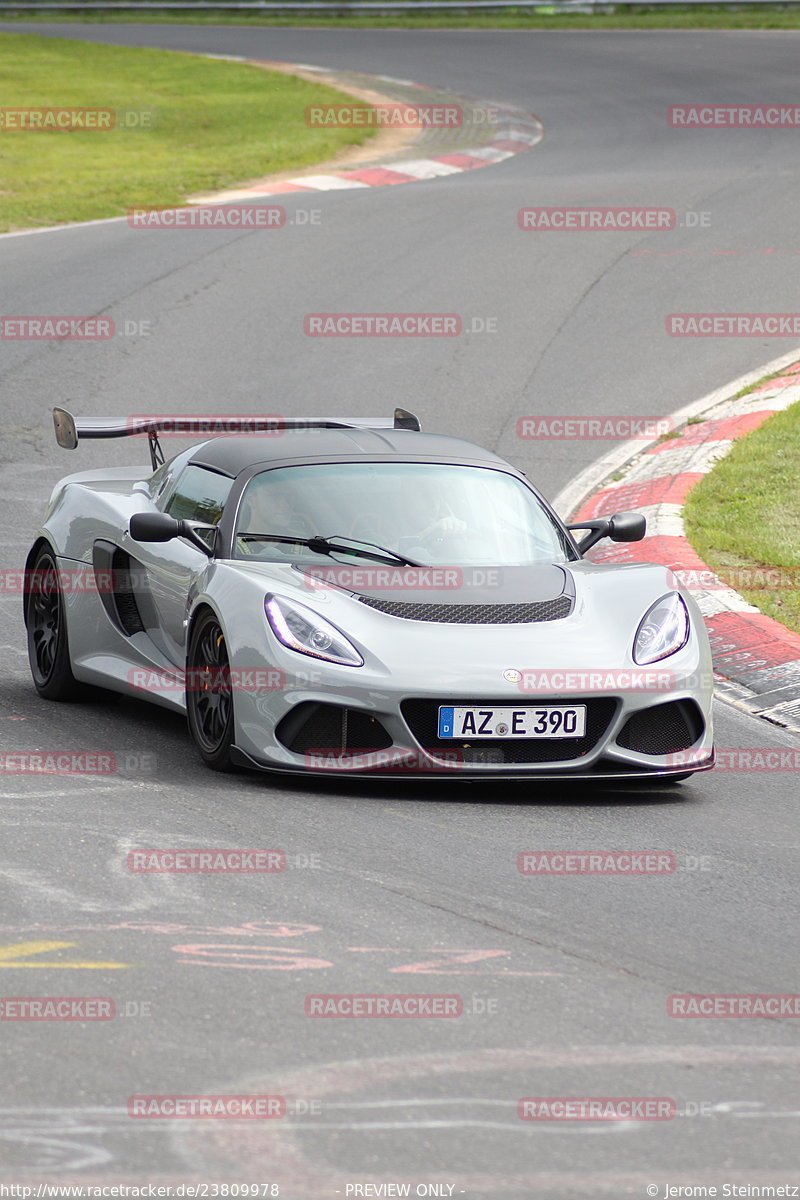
129, 513, 181, 542
129, 512, 215, 556
567, 511, 646, 553
608, 511, 646, 543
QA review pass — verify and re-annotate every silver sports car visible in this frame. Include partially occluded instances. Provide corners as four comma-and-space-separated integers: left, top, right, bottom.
24, 408, 714, 782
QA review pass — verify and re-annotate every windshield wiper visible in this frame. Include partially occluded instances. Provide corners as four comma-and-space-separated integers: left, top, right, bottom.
237, 532, 423, 568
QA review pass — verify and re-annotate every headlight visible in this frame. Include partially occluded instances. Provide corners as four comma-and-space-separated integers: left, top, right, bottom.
264, 594, 363, 667
633, 593, 690, 664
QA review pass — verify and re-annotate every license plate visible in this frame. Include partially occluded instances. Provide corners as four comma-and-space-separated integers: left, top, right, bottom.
437, 705, 586, 740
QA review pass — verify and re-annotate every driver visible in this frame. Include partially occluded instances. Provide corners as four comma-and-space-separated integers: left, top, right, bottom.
415, 507, 468, 543
397, 486, 468, 560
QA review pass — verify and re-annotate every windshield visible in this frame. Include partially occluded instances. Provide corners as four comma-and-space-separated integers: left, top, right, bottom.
233, 462, 573, 567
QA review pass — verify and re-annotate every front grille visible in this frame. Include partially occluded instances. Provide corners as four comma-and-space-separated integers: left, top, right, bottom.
277, 702, 392, 755
400, 697, 618, 764
358, 596, 573, 624
616, 700, 704, 756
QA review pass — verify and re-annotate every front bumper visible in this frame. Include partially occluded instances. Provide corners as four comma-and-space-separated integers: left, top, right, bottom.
213, 565, 716, 781
230, 742, 716, 782
231, 677, 715, 781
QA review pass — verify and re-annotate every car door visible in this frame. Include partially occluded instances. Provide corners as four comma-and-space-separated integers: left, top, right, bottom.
128, 464, 233, 666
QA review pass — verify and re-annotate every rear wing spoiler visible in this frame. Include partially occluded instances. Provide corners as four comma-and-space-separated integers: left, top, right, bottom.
52, 406, 421, 470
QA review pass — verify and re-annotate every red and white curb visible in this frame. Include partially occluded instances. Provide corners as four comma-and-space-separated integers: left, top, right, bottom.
0, 63, 542, 241
192, 61, 543, 202
552, 349, 800, 733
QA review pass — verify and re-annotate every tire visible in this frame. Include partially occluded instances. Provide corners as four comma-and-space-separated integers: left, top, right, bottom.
186, 610, 237, 772
26, 546, 84, 701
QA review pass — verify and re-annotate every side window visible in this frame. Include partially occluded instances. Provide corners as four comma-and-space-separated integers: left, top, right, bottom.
166, 466, 232, 526
152, 448, 198, 511
148, 459, 174, 503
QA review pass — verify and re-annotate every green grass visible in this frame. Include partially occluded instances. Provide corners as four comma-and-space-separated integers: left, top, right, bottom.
2, 7, 800, 27
683, 399, 800, 634
0, 32, 379, 230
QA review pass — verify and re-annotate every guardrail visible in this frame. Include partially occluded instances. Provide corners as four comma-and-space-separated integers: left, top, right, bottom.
2, 0, 799, 8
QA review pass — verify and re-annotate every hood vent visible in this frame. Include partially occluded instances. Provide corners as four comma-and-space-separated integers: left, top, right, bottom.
357, 596, 573, 624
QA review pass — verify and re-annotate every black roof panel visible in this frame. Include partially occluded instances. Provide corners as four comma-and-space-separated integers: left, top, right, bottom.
188, 427, 506, 477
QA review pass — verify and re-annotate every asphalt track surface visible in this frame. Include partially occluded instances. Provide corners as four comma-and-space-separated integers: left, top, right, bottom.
0, 25, 799, 1195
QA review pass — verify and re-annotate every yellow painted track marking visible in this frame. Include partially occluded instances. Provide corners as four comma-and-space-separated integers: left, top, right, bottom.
0, 940, 129, 969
